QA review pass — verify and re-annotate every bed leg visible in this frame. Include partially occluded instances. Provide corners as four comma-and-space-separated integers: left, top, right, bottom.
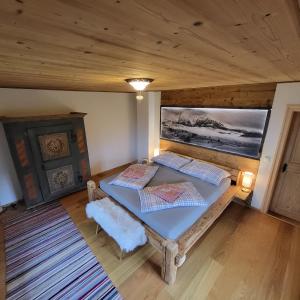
161, 240, 178, 285
87, 180, 96, 202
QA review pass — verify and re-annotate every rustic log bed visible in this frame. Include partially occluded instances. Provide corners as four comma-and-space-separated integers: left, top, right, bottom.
87, 161, 240, 285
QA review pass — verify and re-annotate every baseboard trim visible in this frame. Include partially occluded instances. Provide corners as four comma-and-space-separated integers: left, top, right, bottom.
91, 161, 136, 182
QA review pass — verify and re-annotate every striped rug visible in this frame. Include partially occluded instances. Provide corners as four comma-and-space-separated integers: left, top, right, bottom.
4, 202, 122, 300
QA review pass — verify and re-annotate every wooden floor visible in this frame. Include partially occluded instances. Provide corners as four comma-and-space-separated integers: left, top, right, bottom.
1, 181, 300, 300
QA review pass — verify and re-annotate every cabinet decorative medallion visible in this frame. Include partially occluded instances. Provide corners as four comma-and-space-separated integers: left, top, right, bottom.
24, 173, 38, 200
80, 159, 89, 181
76, 128, 86, 154
15, 139, 29, 167
39, 133, 70, 161
46, 165, 75, 194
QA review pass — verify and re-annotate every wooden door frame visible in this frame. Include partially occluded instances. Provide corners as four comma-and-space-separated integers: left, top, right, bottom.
262, 104, 300, 213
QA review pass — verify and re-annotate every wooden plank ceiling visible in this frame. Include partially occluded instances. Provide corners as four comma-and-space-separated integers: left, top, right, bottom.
0, 0, 300, 92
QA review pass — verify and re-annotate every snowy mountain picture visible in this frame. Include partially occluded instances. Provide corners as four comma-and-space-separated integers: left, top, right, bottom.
160, 107, 269, 159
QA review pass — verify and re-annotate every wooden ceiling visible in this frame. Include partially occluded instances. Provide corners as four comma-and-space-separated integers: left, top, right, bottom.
0, 0, 300, 92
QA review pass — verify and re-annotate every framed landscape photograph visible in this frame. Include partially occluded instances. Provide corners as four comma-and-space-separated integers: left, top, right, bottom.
160, 107, 270, 159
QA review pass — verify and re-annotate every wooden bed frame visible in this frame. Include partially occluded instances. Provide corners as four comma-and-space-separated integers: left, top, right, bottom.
87, 161, 240, 285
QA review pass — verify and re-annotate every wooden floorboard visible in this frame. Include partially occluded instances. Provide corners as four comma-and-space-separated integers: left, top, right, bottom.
1, 175, 299, 299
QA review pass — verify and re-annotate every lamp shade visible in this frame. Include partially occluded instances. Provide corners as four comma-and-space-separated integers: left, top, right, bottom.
153, 148, 160, 157
125, 78, 154, 91
242, 171, 254, 192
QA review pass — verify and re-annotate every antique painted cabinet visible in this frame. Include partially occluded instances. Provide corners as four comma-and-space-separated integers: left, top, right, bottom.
2, 113, 91, 208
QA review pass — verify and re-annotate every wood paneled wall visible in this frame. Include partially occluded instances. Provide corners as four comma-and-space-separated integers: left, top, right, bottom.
160, 83, 277, 179
161, 83, 276, 108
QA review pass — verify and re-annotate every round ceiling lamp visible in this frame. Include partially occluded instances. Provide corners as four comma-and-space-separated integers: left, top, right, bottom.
125, 78, 154, 100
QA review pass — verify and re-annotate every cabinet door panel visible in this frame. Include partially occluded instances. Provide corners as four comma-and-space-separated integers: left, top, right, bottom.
38, 132, 71, 161
28, 123, 81, 202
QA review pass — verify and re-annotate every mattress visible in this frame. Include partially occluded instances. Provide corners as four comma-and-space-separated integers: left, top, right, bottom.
99, 164, 231, 240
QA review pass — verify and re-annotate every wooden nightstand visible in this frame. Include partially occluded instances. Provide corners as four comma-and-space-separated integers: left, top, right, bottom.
233, 189, 253, 207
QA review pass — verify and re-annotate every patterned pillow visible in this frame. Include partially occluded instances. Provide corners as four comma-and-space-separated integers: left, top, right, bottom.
123, 165, 146, 179
110, 164, 159, 190
151, 183, 185, 203
180, 160, 230, 186
138, 182, 206, 213
152, 152, 191, 170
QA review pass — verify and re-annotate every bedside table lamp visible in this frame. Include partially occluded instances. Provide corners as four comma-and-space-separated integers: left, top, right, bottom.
153, 148, 160, 157
241, 171, 254, 192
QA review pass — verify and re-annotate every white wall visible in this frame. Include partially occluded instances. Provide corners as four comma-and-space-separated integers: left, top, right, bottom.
148, 92, 161, 159
0, 88, 137, 205
136, 92, 161, 161
136, 95, 149, 160
0, 123, 23, 205
252, 82, 300, 209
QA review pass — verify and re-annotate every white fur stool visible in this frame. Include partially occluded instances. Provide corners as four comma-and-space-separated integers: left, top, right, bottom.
86, 197, 147, 258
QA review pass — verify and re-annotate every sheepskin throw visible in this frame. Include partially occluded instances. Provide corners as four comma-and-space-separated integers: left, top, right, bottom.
86, 197, 147, 252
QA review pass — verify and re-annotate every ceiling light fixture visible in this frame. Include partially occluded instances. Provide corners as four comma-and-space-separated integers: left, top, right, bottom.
125, 78, 154, 100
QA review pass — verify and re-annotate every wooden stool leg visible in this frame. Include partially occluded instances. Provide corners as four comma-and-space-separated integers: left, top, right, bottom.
119, 249, 124, 261
96, 224, 100, 235
161, 241, 178, 285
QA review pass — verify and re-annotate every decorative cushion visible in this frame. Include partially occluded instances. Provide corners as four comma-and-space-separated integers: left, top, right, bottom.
138, 182, 206, 213
151, 183, 185, 203
180, 160, 230, 186
123, 164, 146, 179
110, 164, 159, 190
152, 152, 191, 170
